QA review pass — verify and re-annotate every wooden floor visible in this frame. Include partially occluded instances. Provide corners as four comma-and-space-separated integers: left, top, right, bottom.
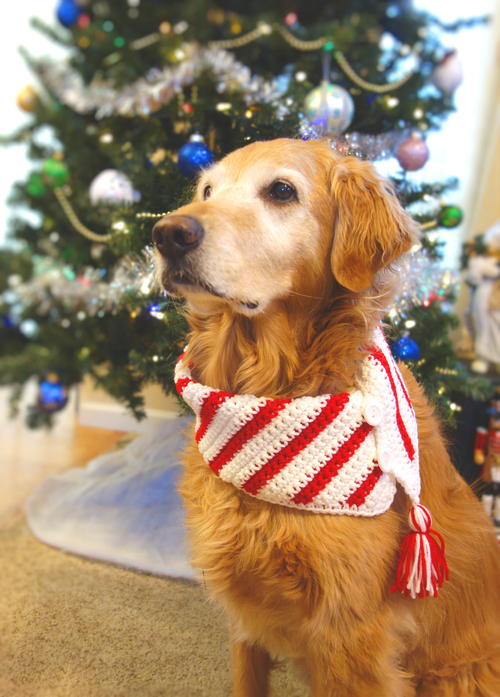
0, 387, 124, 526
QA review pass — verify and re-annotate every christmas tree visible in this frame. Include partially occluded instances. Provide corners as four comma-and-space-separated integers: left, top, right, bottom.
0, 0, 491, 427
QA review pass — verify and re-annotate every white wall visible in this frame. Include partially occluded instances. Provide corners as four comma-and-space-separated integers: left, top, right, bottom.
0, 1, 68, 245
410, 0, 497, 265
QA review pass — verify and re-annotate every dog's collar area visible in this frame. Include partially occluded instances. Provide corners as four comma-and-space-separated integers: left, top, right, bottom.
174, 325, 449, 600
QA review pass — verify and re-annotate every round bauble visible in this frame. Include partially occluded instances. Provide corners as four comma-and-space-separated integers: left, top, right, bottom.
16, 85, 38, 112
56, 0, 83, 28
303, 81, 354, 135
37, 374, 68, 413
395, 133, 429, 171
178, 137, 214, 177
20, 319, 39, 338
431, 50, 463, 96
42, 158, 69, 187
438, 205, 463, 229
26, 172, 47, 198
89, 169, 140, 205
391, 336, 421, 361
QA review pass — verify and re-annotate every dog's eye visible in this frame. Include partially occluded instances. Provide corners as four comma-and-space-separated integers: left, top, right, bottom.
202, 185, 212, 200
268, 180, 297, 202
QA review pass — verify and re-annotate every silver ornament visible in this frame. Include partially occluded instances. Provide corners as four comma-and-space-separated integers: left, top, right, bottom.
303, 81, 354, 135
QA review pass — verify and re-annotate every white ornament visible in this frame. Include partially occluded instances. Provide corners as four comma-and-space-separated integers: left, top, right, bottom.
431, 50, 463, 96
89, 169, 141, 206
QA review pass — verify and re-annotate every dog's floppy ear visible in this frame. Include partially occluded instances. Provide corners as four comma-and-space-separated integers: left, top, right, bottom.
330, 157, 418, 292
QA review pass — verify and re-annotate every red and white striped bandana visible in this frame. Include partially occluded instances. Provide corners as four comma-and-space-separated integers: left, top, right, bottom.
175, 326, 449, 599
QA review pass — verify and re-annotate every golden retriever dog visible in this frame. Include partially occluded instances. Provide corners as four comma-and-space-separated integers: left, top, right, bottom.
152, 138, 500, 696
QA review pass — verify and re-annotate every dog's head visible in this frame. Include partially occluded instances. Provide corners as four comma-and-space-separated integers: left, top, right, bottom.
153, 138, 417, 316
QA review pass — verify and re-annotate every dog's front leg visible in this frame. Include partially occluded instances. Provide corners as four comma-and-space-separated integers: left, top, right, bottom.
305, 623, 415, 697
231, 640, 272, 697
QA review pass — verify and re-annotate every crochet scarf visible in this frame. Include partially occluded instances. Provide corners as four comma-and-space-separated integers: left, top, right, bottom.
175, 326, 448, 599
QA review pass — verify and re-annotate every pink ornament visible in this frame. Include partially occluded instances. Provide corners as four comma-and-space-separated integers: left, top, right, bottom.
431, 50, 463, 96
396, 134, 429, 171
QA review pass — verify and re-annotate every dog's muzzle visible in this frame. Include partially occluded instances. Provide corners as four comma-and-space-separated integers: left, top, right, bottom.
152, 215, 204, 260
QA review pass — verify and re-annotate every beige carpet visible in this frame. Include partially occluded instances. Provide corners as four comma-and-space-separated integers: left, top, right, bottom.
0, 518, 308, 697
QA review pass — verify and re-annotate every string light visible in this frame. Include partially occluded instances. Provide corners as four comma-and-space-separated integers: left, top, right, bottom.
136, 211, 169, 219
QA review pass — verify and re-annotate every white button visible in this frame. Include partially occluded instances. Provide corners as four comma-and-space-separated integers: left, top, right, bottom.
364, 399, 383, 426
380, 454, 393, 474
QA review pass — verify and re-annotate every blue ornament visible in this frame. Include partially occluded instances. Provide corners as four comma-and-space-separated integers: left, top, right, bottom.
38, 375, 68, 413
56, 0, 82, 28
391, 336, 421, 362
178, 139, 214, 177
2, 315, 15, 329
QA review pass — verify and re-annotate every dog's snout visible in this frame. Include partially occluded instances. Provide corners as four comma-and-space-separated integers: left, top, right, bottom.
152, 215, 204, 258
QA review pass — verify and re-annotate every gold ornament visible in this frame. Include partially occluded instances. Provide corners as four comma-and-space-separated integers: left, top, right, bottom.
16, 85, 38, 112
173, 120, 190, 134
207, 8, 225, 24
149, 148, 167, 165
159, 21, 171, 34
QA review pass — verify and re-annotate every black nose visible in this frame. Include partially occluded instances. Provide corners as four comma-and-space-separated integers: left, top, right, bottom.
152, 215, 204, 259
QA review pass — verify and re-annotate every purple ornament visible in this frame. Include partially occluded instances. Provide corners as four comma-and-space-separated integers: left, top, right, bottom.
396, 134, 429, 172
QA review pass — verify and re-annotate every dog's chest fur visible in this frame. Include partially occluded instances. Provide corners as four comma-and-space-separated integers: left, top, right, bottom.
179, 432, 403, 654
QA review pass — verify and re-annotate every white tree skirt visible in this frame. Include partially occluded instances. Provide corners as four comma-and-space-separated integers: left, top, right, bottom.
26, 417, 197, 580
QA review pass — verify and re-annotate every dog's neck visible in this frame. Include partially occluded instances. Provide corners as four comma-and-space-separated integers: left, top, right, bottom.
184, 293, 382, 399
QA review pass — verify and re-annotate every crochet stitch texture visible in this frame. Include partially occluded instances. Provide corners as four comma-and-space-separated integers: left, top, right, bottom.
175, 326, 420, 517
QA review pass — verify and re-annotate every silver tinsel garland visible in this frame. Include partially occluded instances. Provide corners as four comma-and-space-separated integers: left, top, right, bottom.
37, 43, 289, 119
5, 249, 158, 319
37, 44, 409, 161
4, 247, 457, 326
302, 123, 411, 161
389, 249, 459, 321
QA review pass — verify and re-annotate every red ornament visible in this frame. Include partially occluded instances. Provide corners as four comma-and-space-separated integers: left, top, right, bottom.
77, 13, 91, 28
396, 133, 429, 171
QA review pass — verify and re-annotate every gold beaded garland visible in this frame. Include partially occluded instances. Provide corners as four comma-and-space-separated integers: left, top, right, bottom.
54, 188, 112, 242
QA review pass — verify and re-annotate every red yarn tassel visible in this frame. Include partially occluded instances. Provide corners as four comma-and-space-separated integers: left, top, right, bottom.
391, 504, 449, 599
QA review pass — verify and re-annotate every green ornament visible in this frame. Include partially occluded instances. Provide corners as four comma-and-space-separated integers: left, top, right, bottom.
42, 158, 69, 187
438, 205, 463, 229
78, 346, 91, 361
26, 172, 46, 197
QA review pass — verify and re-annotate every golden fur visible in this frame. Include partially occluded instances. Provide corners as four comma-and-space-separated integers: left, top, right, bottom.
155, 138, 500, 696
